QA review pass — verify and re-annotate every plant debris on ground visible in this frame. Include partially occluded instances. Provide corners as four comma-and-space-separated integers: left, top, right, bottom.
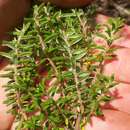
95, 0, 130, 24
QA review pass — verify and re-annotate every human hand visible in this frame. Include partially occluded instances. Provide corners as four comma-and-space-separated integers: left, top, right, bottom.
1, 14, 130, 130
0, 0, 30, 40
0, 1, 130, 130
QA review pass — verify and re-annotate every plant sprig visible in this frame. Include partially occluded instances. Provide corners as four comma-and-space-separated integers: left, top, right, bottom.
0, 3, 123, 130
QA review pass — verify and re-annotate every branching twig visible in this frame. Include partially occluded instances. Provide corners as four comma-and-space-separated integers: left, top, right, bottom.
111, 1, 130, 16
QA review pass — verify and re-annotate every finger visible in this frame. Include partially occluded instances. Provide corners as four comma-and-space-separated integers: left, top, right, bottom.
0, 0, 31, 40
96, 14, 130, 48
0, 87, 15, 130
96, 14, 130, 38
0, 62, 15, 130
85, 110, 130, 130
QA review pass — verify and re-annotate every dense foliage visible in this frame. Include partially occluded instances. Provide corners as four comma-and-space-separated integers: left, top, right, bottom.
0, 3, 124, 130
